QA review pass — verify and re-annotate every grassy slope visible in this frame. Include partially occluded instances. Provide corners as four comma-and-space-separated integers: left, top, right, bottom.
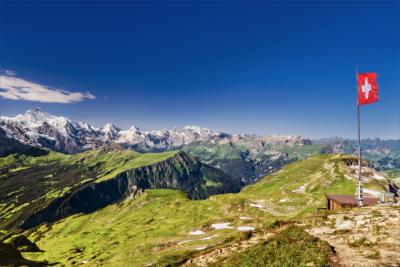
0, 149, 179, 181
386, 168, 400, 179
241, 154, 358, 216
23, 190, 238, 266
0, 149, 179, 229
21, 154, 386, 266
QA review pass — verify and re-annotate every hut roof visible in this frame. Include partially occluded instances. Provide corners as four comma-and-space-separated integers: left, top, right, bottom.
326, 194, 379, 206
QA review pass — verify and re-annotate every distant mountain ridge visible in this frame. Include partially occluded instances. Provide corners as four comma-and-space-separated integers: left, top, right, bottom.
1, 108, 399, 183
315, 137, 400, 170
0, 108, 312, 154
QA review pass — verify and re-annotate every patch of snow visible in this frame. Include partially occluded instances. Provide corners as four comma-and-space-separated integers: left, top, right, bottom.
292, 185, 306, 193
371, 173, 385, 180
279, 198, 289, 203
201, 235, 218, 240
239, 216, 253, 220
177, 240, 192, 245
250, 203, 264, 208
189, 230, 205, 235
344, 174, 354, 180
0, 125, 13, 138
363, 189, 381, 198
237, 226, 255, 231
195, 246, 208, 250
211, 223, 233, 230
177, 235, 218, 245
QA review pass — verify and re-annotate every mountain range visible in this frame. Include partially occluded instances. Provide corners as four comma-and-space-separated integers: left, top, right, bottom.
1, 108, 399, 184
0, 108, 315, 153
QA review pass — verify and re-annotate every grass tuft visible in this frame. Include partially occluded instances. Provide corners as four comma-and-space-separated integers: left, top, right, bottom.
212, 226, 332, 267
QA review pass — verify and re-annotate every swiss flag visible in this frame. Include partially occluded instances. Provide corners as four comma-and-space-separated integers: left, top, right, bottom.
358, 73, 378, 105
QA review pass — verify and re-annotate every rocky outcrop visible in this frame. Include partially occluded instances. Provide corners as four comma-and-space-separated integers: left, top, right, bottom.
20, 152, 241, 229
0, 241, 45, 266
7, 235, 43, 252
305, 205, 400, 267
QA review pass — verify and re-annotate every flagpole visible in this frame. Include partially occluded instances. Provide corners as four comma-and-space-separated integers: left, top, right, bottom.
356, 67, 364, 207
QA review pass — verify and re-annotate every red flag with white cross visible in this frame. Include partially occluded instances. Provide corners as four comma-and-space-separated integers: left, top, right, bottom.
357, 73, 378, 105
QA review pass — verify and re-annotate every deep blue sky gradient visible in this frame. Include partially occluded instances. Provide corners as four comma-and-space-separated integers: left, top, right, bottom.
0, 1, 399, 138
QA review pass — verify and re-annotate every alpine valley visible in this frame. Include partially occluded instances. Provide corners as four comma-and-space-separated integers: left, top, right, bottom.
1, 108, 399, 266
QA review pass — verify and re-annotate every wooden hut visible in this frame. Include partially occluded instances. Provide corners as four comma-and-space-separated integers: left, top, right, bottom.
326, 194, 379, 211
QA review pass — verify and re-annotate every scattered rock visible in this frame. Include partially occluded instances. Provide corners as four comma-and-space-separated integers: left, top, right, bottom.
307, 205, 400, 267
356, 219, 366, 226
328, 214, 343, 221
69, 247, 84, 254
309, 227, 335, 235
335, 220, 353, 230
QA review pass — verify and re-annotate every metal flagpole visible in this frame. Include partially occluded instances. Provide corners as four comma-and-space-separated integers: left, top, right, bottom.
356, 67, 364, 207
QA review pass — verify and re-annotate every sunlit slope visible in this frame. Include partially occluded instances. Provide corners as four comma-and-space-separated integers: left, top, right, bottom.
1, 146, 240, 230
21, 154, 389, 266
0, 147, 178, 228
241, 154, 356, 215
241, 154, 388, 215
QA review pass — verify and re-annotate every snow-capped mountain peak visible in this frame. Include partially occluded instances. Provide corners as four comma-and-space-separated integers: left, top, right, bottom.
127, 126, 140, 132
101, 123, 120, 132
100, 123, 121, 141
77, 121, 97, 132
183, 125, 213, 135
0, 108, 105, 153
2, 109, 229, 154
3, 108, 71, 134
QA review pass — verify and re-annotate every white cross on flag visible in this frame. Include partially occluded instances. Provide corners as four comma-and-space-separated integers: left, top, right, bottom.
357, 73, 378, 105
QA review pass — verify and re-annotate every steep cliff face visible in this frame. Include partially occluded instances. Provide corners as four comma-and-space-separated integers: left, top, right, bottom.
19, 152, 240, 229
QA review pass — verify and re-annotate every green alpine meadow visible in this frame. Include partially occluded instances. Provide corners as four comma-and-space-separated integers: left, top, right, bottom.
1, 1, 399, 266
1, 145, 398, 266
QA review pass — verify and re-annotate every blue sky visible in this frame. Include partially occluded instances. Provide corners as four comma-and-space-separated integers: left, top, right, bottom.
0, 1, 399, 138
